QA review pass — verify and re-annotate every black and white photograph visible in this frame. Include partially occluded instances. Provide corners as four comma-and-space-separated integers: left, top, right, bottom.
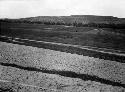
0, 0, 125, 91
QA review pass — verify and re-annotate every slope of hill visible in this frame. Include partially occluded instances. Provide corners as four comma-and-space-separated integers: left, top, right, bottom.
19, 15, 123, 24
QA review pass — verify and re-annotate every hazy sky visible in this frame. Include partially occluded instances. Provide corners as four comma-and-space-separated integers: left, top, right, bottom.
0, 0, 125, 18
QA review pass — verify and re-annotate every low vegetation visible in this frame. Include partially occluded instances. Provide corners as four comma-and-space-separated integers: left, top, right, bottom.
1, 22, 125, 51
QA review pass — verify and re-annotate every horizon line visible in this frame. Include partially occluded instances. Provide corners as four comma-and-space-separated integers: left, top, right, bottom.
0, 14, 124, 19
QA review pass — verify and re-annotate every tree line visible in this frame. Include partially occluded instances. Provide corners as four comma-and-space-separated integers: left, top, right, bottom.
0, 18, 125, 29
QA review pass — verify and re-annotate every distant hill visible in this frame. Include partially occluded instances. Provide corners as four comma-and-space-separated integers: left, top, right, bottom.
1, 15, 125, 28
20, 15, 125, 24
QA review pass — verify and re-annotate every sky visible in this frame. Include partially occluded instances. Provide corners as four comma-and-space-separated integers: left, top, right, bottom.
0, 0, 125, 18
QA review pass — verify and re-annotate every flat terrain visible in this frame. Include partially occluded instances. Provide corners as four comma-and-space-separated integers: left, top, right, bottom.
0, 42, 125, 91
1, 22, 125, 51
0, 22, 125, 91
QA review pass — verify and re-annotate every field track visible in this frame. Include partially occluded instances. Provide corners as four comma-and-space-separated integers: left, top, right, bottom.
0, 35, 125, 56
0, 35, 125, 62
